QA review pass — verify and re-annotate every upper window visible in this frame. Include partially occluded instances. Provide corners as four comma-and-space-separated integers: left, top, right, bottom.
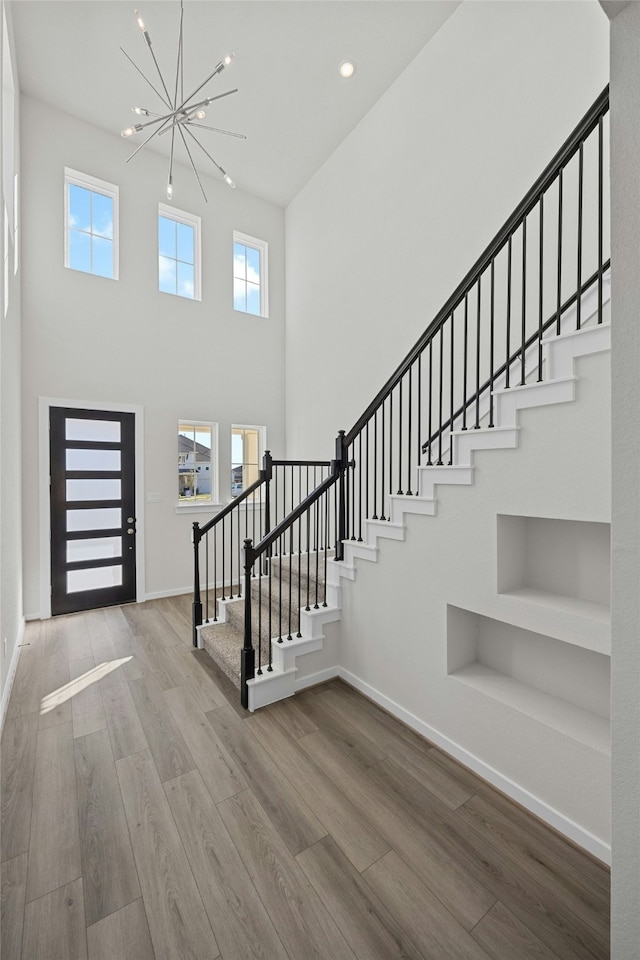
159, 204, 201, 300
233, 231, 268, 317
178, 421, 218, 505
65, 168, 118, 279
231, 425, 265, 497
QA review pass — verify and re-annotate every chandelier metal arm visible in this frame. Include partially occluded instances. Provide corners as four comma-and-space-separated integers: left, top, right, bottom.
125, 115, 175, 163
183, 124, 227, 178
120, 46, 171, 110
186, 122, 246, 140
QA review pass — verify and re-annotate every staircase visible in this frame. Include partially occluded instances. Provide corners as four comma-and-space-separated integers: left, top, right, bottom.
192, 85, 611, 715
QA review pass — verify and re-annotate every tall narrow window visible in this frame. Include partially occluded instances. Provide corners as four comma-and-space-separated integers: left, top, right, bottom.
159, 204, 201, 300
233, 231, 268, 317
65, 168, 118, 279
231, 425, 265, 496
178, 421, 217, 505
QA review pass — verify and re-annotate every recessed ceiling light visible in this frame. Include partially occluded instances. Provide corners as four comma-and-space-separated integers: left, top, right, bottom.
339, 60, 356, 79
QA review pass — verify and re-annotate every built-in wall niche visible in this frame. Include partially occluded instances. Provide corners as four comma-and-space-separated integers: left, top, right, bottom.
447, 605, 610, 754
497, 515, 610, 613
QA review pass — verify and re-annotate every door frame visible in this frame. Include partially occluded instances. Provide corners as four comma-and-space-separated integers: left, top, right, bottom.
39, 397, 146, 619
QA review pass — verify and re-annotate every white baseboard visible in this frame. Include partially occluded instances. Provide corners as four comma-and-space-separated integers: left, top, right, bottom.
144, 585, 193, 601
295, 665, 340, 692
337, 666, 611, 865
0, 620, 25, 732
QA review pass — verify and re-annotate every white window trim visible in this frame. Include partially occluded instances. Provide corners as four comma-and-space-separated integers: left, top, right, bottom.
177, 419, 218, 510
231, 423, 267, 499
64, 167, 119, 279
233, 230, 269, 318
159, 203, 202, 301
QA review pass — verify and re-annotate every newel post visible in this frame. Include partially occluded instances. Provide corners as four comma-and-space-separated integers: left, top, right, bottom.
335, 430, 347, 561
240, 538, 255, 710
192, 521, 203, 648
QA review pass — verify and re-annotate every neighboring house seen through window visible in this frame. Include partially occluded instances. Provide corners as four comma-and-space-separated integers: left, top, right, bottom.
65, 168, 118, 279
233, 231, 268, 317
159, 204, 201, 300
178, 421, 218, 504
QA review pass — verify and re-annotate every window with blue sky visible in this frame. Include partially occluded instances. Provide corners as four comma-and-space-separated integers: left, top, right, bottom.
158, 204, 201, 300
233, 231, 268, 317
65, 168, 118, 279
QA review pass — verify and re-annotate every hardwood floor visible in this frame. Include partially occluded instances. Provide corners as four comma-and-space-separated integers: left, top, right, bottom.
1, 596, 610, 959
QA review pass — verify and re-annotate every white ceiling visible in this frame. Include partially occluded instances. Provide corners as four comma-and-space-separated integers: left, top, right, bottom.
9, 0, 460, 206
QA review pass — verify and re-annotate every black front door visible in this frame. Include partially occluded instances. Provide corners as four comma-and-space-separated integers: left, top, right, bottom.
50, 407, 137, 615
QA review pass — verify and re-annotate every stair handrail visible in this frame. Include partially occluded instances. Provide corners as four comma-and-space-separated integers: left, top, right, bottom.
344, 85, 609, 449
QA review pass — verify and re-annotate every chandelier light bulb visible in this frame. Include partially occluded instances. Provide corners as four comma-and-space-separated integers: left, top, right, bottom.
223, 173, 236, 189
223, 53, 234, 67
135, 10, 145, 31
167, 177, 173, 200
132, 106, 149, 116
194, 110, 206, 120
121, 126, 136, 138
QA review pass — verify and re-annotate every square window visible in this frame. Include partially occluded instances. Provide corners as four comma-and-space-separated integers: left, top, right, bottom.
159, 204, 201, 300
65, 168, 118, 279
233, 231, 268, 317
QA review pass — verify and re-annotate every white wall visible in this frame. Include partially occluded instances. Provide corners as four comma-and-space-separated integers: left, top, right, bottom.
1, 0, 22, 718
609, 1, 640, 955
20, 95, 286, 616
284, 0, 609, 459
337, 345, 611, 853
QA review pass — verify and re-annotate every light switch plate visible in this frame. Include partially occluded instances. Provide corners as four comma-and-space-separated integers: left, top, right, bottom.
146, 492, 161, 503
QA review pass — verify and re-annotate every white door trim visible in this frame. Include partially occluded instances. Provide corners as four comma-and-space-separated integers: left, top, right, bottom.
38, 397, 146, 619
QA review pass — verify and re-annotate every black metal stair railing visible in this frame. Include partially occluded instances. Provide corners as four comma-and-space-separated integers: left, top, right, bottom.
342, 86, 610, 539
191, 450, 331, 645
192, 86, 610, 709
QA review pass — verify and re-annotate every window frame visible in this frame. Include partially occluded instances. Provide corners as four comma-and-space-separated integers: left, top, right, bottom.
231, 423, 266, 499
64, 167, 119, 280
177, 420, 219, 510
233, 230, 269, 318
158, 203, 202, 301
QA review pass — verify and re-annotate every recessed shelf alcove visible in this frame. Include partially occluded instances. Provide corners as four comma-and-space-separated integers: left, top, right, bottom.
496, 514, 610, 640
447, 605, 610, 754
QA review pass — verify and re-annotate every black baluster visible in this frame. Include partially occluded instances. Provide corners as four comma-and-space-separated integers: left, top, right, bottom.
506, 237, 512, 389
205, 531, 209, 623
297, 514, 302, 636
489, 261, 495, 426
521, 217, 527, 385
373, 409, 378, 519
398, 378, 404, 495
437, 329, 444, 463
389, 388, 394, 503
407, 363, 414, 492
462, 292, 468, 428
288, 524, 293, 640
557, 168, 563, 335
449, 314, 454, 460
475, 275, 482, 429
221, 518, 226, 600
538, 194, 544, 382
417, 354, 422, 478
577, 141, 584, 330
598, 117, 603, 324
358, 431, 363, 541
213, 524, 218, 621
427, 339, 433, 466
380, 400, 386, 521
365, 419, 370, 520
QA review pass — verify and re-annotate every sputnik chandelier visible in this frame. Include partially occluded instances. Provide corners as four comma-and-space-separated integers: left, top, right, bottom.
120, 2, 245, 201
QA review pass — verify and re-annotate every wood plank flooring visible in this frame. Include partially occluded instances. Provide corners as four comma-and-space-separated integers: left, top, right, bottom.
1, 596, 610, 959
